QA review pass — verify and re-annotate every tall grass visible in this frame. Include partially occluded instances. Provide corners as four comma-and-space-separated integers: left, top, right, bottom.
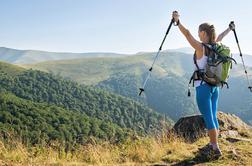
0, 130, 251, 165
0, 131, 186, 165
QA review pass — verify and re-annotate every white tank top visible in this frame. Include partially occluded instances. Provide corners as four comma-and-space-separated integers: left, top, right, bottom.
194, 46, 207, 87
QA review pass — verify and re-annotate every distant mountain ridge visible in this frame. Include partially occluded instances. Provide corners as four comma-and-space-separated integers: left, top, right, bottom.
0, 47, 134, 64
0, 47, 251, 67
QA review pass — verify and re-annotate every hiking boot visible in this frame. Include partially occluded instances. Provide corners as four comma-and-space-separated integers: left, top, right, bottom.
210, 147, 222, 159
198, 143, 212, 154
198, 143, 222, 160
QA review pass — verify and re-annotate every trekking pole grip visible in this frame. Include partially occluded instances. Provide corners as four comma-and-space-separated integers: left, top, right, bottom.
229, 21, 235, 30
171, 18, 178, 26
230, 21, 239, 44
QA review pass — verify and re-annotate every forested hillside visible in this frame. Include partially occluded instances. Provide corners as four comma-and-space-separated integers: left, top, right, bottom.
0, 92, 129, 147
0, 61, 172, 146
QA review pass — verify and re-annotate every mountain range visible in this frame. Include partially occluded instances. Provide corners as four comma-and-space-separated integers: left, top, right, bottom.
10, 49, 251, 125
1, 46, 252, 126
0, 47, 134, 64
1, 47, 252, 67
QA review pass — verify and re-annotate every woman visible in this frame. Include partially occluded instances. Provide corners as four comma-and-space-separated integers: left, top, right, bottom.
172, 11, 234, 157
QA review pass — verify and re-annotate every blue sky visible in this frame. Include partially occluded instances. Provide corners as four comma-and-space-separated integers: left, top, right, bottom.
0, 0, 252, 54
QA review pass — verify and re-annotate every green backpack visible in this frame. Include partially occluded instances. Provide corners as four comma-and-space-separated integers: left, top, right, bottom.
188, 43, 237, 95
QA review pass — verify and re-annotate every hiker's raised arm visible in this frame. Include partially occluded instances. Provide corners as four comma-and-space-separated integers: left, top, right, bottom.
216, 22, 235, 42
172, 11, 202, 51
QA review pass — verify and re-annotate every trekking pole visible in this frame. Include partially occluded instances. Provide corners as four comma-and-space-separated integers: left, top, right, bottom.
139, 18, 175, 96
230, 21, 252, 92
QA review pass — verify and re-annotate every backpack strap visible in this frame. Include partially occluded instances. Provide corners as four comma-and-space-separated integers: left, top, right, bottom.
193, 51, 200, 70
227, 56, 237, 64
221, 81, 229, 89
193, 44, 205, 70
202, 43, 214, 52
188, 45, 207, 97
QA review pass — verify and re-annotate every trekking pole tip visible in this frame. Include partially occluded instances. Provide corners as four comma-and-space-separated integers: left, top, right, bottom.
248, 86, 252, 92
139, 88, 144, 96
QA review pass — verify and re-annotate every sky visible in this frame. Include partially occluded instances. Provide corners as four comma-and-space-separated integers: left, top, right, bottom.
0, 0, 252, 55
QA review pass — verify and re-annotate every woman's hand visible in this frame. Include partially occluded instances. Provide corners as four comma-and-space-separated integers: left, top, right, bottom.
172, 11, 180, 24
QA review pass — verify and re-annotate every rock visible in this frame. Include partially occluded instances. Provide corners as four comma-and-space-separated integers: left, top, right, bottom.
226, 137, 251, 143
173, 111, 252, 142
173, 114, 207, 142
217, 112, 251, 131
220, 130, 239, 138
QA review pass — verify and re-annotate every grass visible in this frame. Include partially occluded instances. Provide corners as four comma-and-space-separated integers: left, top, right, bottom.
1, 130, 251, 166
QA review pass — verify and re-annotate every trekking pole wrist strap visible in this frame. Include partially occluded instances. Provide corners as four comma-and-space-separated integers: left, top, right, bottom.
174, 19, 180, 26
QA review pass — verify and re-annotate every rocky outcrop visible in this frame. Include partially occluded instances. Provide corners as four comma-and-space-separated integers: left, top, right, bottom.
173, 111, 252, 142
173, 114, 207, 142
